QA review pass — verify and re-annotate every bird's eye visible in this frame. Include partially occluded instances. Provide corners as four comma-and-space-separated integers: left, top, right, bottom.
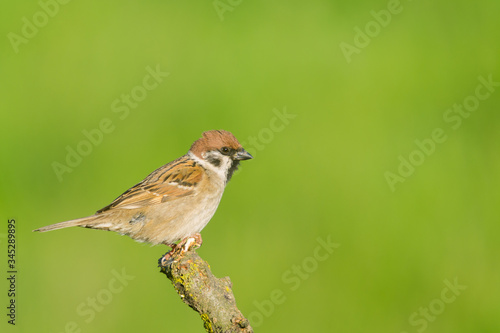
220, 147, 231, 155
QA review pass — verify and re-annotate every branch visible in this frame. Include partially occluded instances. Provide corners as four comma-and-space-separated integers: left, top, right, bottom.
159, 250, 253, 333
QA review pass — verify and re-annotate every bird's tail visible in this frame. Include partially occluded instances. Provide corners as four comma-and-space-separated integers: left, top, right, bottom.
33, 215, 106, 232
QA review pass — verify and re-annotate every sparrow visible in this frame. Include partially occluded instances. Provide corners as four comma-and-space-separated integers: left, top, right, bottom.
34, 130, 253, 261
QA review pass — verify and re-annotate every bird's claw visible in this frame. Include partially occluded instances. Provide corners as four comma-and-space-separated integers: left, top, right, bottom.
158, 233, 203, 267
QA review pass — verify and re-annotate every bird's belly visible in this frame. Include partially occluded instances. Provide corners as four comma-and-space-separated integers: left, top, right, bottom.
131, 189, 224, 245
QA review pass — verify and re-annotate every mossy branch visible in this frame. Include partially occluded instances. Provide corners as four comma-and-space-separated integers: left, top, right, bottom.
159, 250, 253, 333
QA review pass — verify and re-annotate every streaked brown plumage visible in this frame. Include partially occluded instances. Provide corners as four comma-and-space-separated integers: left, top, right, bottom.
34, 130, 253, 247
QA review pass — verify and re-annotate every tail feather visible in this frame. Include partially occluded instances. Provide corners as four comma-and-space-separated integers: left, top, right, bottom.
33, 215, 105, 232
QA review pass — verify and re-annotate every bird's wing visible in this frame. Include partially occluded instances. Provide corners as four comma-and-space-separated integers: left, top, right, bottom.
96, 156, 203, 213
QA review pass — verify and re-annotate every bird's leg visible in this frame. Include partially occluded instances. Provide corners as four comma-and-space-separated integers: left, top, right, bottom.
182, 232, 202, 251
158, 233, 203, 267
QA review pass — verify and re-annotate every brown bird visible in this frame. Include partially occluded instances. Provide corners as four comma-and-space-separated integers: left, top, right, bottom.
34, 130, 253, 261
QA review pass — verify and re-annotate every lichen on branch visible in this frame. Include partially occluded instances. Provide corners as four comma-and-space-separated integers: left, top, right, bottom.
160, 250, 253, 333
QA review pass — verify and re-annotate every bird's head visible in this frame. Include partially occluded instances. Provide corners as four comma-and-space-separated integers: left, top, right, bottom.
189, 130, 253, 182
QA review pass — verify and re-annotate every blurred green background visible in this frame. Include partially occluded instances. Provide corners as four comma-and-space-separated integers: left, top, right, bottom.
1, 0, 499, 332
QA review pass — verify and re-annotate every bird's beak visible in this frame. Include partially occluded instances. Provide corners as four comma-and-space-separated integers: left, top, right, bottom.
235, 149, 253, 160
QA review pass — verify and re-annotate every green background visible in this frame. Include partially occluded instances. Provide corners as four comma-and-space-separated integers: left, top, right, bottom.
1, 0, 499, 332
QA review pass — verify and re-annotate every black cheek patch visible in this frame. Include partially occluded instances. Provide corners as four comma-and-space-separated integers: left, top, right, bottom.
207, 156, 221, 167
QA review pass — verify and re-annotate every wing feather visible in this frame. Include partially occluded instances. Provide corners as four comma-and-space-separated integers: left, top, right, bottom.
96, 156, 203, 213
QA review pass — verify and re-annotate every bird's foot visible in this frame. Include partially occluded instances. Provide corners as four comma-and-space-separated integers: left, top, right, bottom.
158, 233, 203, 267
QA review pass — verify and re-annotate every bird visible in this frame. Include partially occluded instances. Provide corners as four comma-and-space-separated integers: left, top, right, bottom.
34, 130, 253, 262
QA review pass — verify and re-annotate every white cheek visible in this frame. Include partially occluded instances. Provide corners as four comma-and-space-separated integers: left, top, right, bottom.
215, 155, 233, 177
192, 151, 230, 181
221, 156, 233, 171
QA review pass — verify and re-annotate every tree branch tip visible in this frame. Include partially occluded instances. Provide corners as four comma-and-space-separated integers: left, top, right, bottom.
159, 250, 253, 332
